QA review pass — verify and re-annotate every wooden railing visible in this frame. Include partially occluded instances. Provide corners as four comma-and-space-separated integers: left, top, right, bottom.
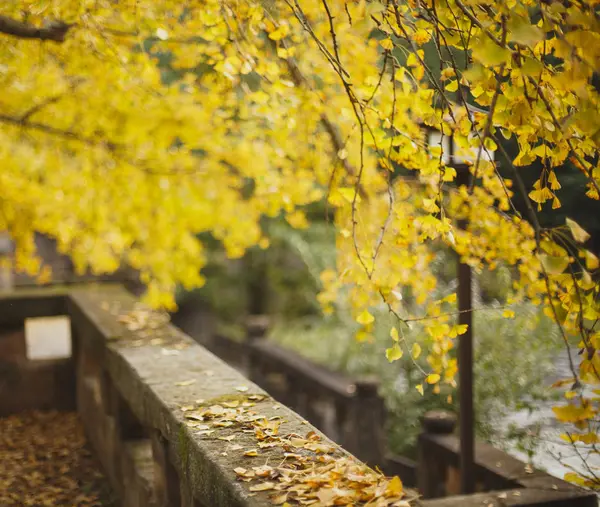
417, 410, 597, 506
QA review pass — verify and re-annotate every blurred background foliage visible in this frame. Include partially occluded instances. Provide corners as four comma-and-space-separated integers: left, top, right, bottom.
176, 216, 562, 458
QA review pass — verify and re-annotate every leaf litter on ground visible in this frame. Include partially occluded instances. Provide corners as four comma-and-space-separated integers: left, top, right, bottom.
0, 410, 116, 506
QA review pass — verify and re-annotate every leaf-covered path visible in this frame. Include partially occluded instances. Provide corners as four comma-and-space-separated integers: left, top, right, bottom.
0, 410, 116, 506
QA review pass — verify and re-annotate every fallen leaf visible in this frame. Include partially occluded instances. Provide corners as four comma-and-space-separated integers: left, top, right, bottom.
272, 493, 288, 505
249, 482, 275, 492
317, 488, 337, 502
253, 465, 273, 477
386, 476, 403, 496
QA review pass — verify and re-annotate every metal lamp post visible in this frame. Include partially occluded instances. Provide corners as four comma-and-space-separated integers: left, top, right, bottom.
424, 119, 495, 494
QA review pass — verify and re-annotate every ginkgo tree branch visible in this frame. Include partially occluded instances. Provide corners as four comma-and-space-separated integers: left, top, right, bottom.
275, 36, 365, 194
527, 76, 600, 197
19, 94, 66, 123
0, 114, 117, 150
0, 113, 233, 177
491, 131, 581, 385
0, 15, 72, 42
452, 0, 503, 48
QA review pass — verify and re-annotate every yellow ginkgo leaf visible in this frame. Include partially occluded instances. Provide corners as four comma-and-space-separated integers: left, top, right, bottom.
426, 373, 441, 384
356, 310, 375, 325
412, 343, 422, 359
445, 80, 458, 92
584, 251, 599, 270
553, 404, 595, 423
386, 344, 403, 362
538, 254, 569, 275
449, 324, 468, 337
567, 218, 591, 243
337, 187, 361, 204
386, 476, 403, 495
286, 210, 309, 229
379, 38, 394, 50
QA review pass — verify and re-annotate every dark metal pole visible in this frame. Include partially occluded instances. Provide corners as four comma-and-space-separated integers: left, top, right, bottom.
458, 252, 474, 493
456, 165, 474, 494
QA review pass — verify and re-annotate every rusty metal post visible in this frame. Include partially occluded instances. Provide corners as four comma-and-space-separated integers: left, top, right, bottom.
456, 164, 474, 494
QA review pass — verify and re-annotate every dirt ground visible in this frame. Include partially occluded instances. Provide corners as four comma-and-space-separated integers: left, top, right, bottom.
0, 410, 116, 506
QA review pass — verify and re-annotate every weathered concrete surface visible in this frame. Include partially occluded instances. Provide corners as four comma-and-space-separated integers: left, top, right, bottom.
121, 440, 155, 507
69, 286, 365, 507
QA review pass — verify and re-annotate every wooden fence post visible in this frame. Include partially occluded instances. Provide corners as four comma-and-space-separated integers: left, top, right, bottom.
344, 377, 386, 466
244, 314, 269, 380
417, 409, 457, 498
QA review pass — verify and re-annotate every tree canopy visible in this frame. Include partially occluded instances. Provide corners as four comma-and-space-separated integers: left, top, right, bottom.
1, 0, 600, 487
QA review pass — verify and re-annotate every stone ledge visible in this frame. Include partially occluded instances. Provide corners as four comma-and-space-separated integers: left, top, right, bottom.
67, 286, 408, 506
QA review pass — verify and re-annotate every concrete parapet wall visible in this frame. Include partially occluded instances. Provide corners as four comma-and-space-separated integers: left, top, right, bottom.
0, 285, 412, 506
